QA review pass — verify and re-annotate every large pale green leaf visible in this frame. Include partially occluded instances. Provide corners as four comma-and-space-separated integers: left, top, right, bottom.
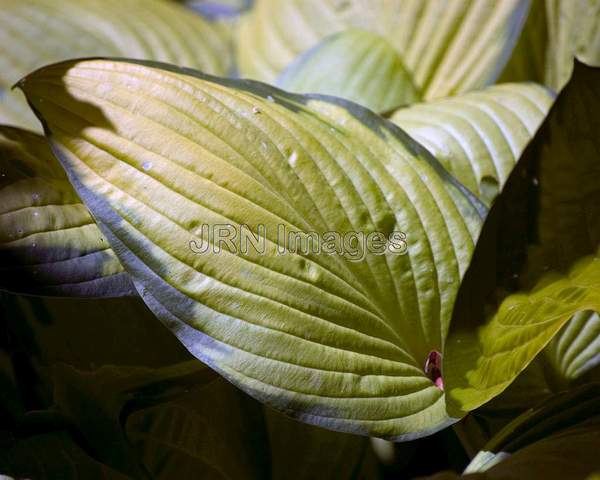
0, 126, 134, 297
390, 83, 553, 206
445, 61, 600, 415
0, 0, 232, 131
277, 29, 419, 113
236, 0, 530, 100
19, 58, 487, 439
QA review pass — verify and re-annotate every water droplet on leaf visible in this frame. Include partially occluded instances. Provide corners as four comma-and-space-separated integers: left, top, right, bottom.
288, 151, 298, 168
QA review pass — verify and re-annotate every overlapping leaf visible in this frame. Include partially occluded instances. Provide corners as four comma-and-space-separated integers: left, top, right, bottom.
423, 385, 600, 479
499, 0, 600, 91
390, 83, 553, 205
277, 29, 419, 113
0, 126, 134, 297
19, 58, 487, 439
0, 0, 232, 130
544, 310, 600, 383
544, 0, 600, 90
0, 430, 132, 480
445, 61, 600, 414
51, 361, 218, 477
236, 0, 530, 100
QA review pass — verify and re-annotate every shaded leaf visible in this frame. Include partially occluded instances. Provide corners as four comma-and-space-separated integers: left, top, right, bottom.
126, 376, 270, 480
52, 361, 216, 477
20, 58, 486, 439
0, 0, 232, 130
544, 310, 600, 384
0, 126, 135, 297
277, 29, 419, 113
236, 0, 530, 100
445, 61, 600, 414
498, 0, 549, 84
0, 430, 132, 480
390, 83, 553, 206
265, 407, 380, 480
421, 385, 600, 479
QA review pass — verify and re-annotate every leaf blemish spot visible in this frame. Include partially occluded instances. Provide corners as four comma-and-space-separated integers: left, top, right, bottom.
142, 161, 153, 171
424, 351, 444, 390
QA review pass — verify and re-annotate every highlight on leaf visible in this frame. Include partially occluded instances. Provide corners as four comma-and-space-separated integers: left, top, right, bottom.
390, 82, 554, 206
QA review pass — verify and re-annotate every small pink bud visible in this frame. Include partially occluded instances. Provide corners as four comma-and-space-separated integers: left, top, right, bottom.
424, 350, 444, 391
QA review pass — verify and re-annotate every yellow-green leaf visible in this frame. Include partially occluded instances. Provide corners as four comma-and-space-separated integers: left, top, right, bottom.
277, 29, 419, 113
19, 58, 486, 439
0, 0, 232, 131
445, 61, 600, 415
390, 83, 554, 206
236, 0, 531, 100
0, 126, 134, 297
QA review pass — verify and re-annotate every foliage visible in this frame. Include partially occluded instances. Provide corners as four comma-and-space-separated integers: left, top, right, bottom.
0, 0, 599, 478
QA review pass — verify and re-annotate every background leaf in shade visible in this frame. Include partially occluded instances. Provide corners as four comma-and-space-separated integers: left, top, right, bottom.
236, 0, 531, 100
390, 82, 553, 206
276, 29, 419, 113
419, 385, 600, 479
543, 310, 600, 387
19, 57, 486, 439
48, 361, 275, 479
125, 376, 270, 480
0, 126, 135, 297
50, 361, 215, 477
444, 61, 600, 415
0, 430, 132, 480
264, 406, 380, 480
0, 0, 233, 130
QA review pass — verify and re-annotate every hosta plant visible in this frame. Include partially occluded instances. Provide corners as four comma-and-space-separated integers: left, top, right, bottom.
0, 0, 599, 478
